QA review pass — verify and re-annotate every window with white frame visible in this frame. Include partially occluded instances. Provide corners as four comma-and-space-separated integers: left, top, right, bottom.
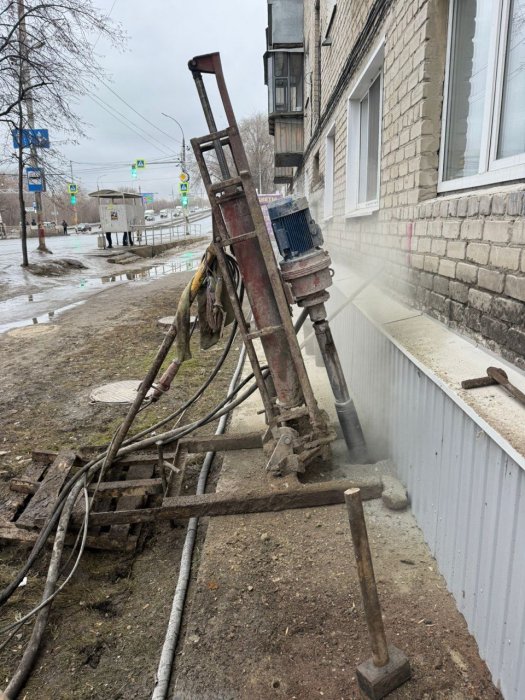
346, 43, 384, 216
324, 124, 335, 219
440, 0, 525, 191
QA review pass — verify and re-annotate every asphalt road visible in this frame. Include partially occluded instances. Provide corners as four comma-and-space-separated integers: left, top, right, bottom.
0, 213, 212, 335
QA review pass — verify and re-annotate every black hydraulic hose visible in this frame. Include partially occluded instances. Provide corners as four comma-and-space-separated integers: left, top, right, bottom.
0, 289, 304, 609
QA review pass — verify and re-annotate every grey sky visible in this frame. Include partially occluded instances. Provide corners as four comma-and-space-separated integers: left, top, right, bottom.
64, 0, 268, 198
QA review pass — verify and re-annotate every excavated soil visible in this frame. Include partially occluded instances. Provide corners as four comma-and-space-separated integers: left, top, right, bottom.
0, 265, 502, 699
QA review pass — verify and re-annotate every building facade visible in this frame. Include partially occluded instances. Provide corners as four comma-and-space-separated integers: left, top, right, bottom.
265, 0, 525, 368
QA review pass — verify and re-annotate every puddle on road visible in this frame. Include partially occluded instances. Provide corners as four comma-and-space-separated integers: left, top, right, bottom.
0, 251, 203, 336
0, 300, 86, 335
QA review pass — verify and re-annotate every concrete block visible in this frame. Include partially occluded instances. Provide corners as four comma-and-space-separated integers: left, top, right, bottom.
449, 281, 469, 303
507, 328, 525, 356
431, 238, 447, 255
466, 243, 490, 265
506, 191, 524, 216
428, 220, 443, 237
461, 220, 484, 240
511, 222, 525, 245
479, 195, 491, 216
467, 196, 479, 217
466, 307, 481, 332
429, 291, 450, 314
411, 254, 425, 269
420, 271, 434, 289
483, 220, 511, 243
447, 198, 458, 217
433, 275, 450, 295
450, 300, 465, 322
442, 221, 461, 239
490, 246, 520, 270
447, 240, 466, 259
423, 255, 439, 273
480, 315, 509, 344
456, 262, 479, 284
417, 237, 432, 253
492, 296, 525, 324
505, 275, 525, 302
478, 268, 505, 293
439, 259, 456, 278
381, 475, 408, 510
457, 197, 469, 217
491, 194, 506, 215
468, 288, 492, 313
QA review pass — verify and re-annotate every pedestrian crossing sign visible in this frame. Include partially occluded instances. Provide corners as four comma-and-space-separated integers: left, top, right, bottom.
179, 182, 189, 193
67, 183, 78, 194
136, 159, 146, 169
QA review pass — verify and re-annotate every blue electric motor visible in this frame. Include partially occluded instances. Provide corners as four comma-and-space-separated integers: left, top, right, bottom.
267, 196, 324, 261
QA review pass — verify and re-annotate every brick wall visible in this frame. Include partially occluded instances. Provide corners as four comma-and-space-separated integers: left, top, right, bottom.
292, 0, 525, 368
410, 189, 525, 367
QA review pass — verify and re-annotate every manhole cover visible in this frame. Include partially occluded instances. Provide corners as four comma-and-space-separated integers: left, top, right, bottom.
90, 380, 154, 404
158, 315, 197, 328
8, 324, 58, 338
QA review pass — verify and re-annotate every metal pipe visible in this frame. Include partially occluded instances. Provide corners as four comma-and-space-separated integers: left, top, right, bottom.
191, 71, 230, 180
344, 488, 390, 668
312, 318, 367, 463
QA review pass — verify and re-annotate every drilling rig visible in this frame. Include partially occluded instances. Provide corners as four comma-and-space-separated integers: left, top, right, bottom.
188, 51, 367, 474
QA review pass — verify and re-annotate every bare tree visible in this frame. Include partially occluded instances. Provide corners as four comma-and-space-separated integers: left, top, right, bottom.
189, 112, 275, 203
0, 0, 124, 264
238, 112, 275, 194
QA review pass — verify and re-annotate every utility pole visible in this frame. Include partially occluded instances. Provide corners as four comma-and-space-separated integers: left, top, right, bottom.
70, 161, 78, 227
17, 0, 50, 254
18, 0, 50, 253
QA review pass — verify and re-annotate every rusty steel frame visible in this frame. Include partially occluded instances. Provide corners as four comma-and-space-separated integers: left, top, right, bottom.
188, 52, 326, 448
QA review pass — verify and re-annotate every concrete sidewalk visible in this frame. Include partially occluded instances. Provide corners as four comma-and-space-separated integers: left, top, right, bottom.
171, 334, 499, 699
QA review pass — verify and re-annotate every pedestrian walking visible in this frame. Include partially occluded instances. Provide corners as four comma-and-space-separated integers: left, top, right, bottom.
62, 219, 68, 236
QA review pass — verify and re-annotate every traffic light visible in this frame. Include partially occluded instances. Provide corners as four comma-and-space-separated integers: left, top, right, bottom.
70, 194, 76, 205
181, 195, 188, 207
131, 162, 137, 178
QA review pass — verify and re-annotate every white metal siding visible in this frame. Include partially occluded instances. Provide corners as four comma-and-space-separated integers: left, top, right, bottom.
328, 291, 525, 699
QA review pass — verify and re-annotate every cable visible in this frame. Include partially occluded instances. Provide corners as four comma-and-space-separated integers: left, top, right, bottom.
100, 80, 183, 147
87, 93, 176, 158
152, 343, 248, 700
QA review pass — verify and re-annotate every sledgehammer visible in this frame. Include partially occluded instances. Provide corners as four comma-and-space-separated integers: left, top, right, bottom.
461, 367, 525, 408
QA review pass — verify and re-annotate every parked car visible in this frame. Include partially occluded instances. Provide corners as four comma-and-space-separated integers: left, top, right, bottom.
159, 209, 169, 218
190, 207, 198, 213
76, 223, 92, 232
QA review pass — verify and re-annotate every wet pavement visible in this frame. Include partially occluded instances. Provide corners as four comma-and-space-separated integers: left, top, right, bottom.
0, 219, 212, 335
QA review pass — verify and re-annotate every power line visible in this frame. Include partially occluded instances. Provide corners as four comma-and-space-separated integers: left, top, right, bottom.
87, 93, 176, 158
100, 80, 183, 146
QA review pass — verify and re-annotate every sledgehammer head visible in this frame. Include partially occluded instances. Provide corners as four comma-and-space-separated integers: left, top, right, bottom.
356, 644, 411, 699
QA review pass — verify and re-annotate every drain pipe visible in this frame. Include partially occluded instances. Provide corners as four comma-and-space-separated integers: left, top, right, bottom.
151, 343, 247, 700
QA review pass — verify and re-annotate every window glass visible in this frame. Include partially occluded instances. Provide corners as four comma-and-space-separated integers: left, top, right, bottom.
367, 75, 381, 201
497, 0, 525, 159
274, 52, 288, 77
275, 78, 288, 111
358, 94, 369, 203
289, 53, 304, 111
443, 0, 492, 180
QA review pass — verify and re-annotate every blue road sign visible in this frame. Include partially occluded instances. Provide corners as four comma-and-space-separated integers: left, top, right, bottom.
26, 167, 44, 192
12, 129, 50, 149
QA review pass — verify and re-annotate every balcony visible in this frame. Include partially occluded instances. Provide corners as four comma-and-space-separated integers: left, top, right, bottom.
274, 166, 294, 185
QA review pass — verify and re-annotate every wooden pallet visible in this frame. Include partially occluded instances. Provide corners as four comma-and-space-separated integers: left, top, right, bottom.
0, 449, 165, 552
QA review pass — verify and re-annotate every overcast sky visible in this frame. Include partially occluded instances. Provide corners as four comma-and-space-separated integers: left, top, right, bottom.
62, 0, 268, 198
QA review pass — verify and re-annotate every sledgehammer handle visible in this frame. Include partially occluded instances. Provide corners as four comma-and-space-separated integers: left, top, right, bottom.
487, 367, 525, 407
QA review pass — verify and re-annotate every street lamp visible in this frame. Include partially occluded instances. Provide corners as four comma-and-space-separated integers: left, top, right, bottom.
161, 113, 186, 165
162, 113, 190, 235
